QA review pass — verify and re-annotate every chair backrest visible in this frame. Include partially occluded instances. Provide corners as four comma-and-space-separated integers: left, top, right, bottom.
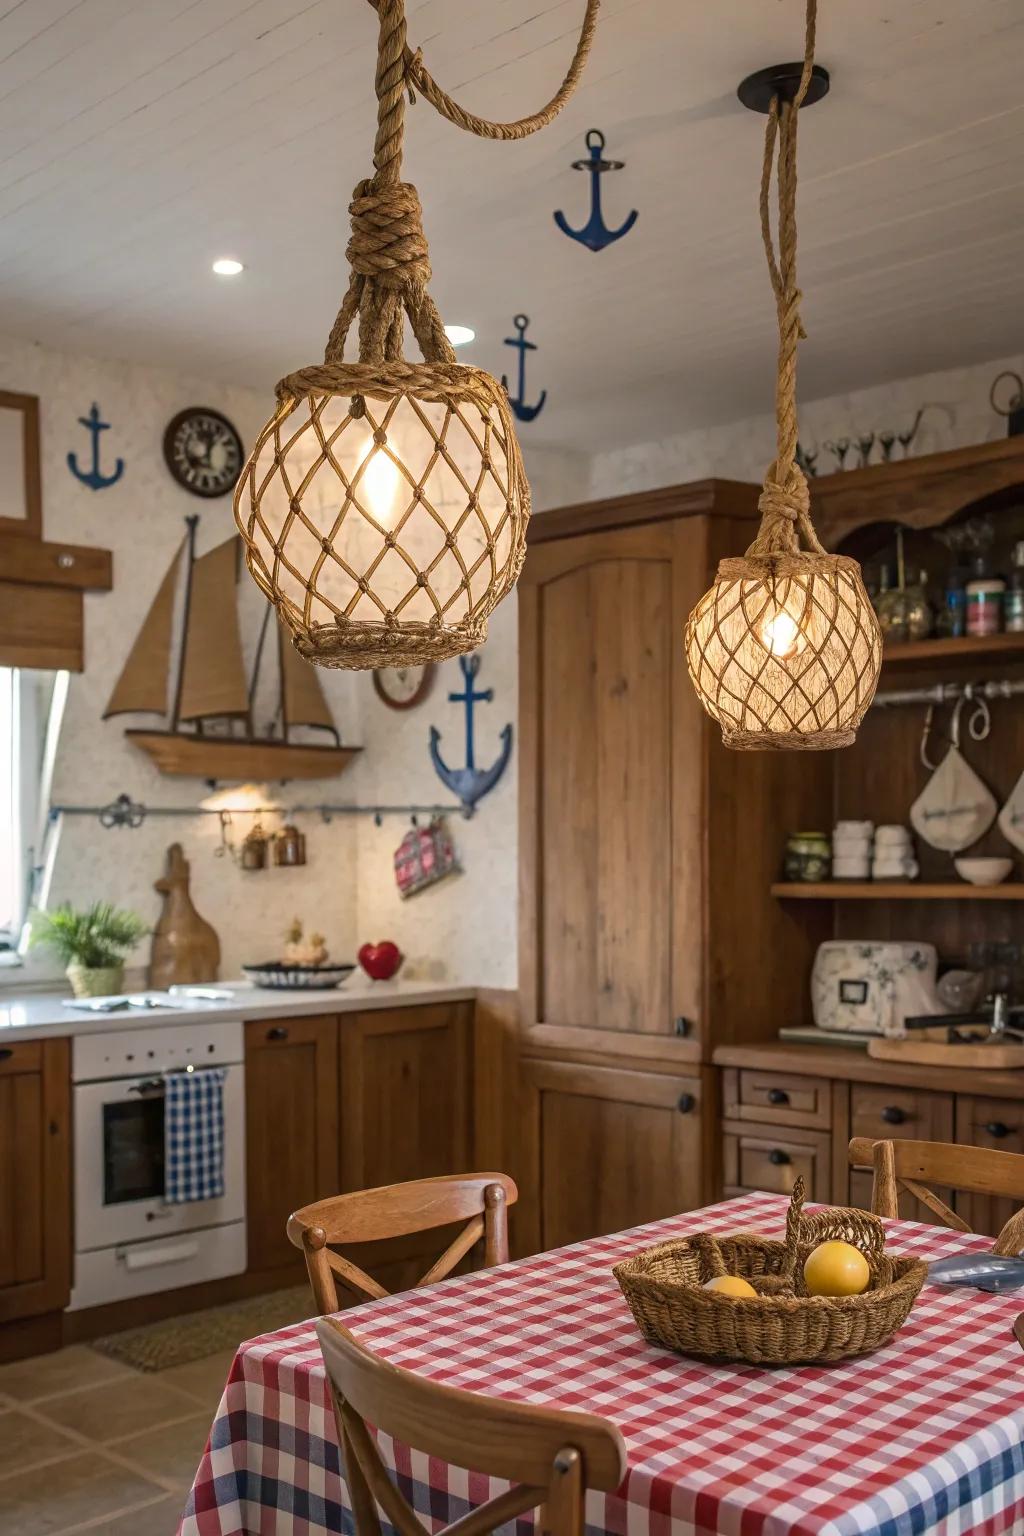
317, 1317, 626, 1536
849, 1137, 1024, 1252
288, 1172, 518, 1312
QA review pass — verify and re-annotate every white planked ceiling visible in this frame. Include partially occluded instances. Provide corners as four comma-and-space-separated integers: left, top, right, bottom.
0, 0, 1023, 452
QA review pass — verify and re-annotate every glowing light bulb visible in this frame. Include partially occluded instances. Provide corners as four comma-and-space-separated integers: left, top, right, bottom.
760, 607, 805, 661
357, 438, 402, 525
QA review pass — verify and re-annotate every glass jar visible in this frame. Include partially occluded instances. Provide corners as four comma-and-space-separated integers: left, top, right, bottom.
965, 555, 1005, 637
784, 832, 831, 883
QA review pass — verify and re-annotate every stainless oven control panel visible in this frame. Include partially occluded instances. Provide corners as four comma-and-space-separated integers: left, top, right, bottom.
72, 1019, 244, 1082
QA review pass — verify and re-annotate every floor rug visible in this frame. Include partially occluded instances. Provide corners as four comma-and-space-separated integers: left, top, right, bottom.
90, 1285, 313, 1372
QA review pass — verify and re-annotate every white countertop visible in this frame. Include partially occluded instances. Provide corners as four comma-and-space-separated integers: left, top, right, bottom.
0, 978, 477, 1040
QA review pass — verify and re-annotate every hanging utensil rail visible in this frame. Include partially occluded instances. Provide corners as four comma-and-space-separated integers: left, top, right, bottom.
872, 679, 1024, 708
49, 792, 460, 830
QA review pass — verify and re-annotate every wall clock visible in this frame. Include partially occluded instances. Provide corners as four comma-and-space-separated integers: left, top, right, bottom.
373, 663, 435, 710
163, 407, 243, 498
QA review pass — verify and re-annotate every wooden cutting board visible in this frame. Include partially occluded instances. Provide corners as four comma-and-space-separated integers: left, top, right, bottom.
868, 1035, 1024, 1070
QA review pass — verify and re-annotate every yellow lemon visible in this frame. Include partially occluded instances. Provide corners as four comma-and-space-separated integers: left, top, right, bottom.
803, 1241, 870, 1297
702, 1274, 757, 1297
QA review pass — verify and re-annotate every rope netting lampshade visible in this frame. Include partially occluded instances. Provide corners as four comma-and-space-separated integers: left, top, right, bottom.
236, 0, 598, 670
685, 0, 881, 750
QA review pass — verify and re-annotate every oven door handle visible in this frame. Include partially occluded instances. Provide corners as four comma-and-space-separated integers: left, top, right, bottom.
127, 1078, 166, 1097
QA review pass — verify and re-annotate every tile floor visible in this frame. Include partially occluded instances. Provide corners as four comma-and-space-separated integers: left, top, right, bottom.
0, 1342, 238, 1535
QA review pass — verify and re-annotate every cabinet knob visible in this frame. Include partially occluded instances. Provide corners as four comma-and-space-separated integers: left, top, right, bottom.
768, 1148, 791, 1166
676, 1092, 696, 1114
673, 1016, 692, 1038
984, 1121, 1013, 1140
767, 1088, 790, 1106
880, 1105, 906, 1126
0, 1047, 12, 1062
266, 1026, 289, 1042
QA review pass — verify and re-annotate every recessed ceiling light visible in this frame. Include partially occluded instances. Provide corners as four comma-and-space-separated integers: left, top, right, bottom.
212, 257, 244, 277
444, 324, 474, 347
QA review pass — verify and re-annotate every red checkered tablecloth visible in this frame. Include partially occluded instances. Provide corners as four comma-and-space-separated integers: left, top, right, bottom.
179, 1193, 1024, 1536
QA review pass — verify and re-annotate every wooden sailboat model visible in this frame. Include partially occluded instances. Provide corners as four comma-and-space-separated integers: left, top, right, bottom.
105, 516, 360, 781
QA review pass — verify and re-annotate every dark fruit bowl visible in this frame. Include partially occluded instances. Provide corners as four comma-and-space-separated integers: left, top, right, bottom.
242, 961, 355, 991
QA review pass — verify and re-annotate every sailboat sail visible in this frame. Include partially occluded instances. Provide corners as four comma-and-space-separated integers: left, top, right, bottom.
103, 538, 184, 719
178, 537, 249, 721
279, 622, 336, 734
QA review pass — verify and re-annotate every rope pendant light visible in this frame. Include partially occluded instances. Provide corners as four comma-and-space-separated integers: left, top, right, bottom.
685, 0, 882, 750
235, 0, 598, 670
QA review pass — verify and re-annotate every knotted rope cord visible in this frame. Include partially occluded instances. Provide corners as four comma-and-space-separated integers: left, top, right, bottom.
747, 0, 826, 559
277, 0, 599, 410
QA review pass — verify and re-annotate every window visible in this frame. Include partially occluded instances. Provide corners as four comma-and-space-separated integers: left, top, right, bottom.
0, 667, 69, 958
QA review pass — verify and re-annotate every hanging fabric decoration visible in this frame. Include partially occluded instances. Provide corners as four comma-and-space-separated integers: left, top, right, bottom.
234, 0, 599, 670
553, 128, 638, 252
394, 817, 459, 898
685, 0, 881, 750
501, 315, 547, 423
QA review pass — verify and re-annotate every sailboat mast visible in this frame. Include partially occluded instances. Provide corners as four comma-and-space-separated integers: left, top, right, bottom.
277, 621, 290, 745
169, 514, 199, 733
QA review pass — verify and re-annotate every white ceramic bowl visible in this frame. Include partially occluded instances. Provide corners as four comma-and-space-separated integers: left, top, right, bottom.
953, 856, 1014, 886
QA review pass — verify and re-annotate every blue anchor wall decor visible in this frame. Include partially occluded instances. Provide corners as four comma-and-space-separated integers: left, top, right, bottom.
501, 314, 547, 423
67, 403, 125, 491
429, 654, 512, 817
554, 128, 638, 253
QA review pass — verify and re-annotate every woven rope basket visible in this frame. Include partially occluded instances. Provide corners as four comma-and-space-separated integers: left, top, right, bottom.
235, 364, 530, 670
685, 552, 883, 751
613, 1181, 926, 1366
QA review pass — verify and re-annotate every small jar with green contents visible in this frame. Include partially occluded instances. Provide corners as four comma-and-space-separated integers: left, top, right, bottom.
784, 832, 831, 883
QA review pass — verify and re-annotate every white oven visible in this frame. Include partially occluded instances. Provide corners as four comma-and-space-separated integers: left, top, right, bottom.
70, 1018, 246, 1309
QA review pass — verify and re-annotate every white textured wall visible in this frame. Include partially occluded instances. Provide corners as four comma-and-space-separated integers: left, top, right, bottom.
1, 335, 362, 984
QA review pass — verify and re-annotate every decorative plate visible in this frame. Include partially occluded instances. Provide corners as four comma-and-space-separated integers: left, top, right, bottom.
242, 961, 355, 991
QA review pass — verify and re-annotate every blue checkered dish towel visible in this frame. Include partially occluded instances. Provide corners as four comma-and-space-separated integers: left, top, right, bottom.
164, 1068, 226, 1203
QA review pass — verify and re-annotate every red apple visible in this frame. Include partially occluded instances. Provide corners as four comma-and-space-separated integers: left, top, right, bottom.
357, 941, 403, 981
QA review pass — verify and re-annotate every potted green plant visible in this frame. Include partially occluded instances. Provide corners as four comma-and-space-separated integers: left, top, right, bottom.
30, 902, 149, 998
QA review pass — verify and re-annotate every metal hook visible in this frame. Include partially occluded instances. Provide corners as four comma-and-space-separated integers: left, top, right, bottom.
920, 703, 941, 771
553, 127, 638, 253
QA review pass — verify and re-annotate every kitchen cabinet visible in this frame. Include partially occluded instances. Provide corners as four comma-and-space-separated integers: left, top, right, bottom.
954, 1096, 1024, 1238
339, 1003, 472, 1193
244, 1015, 339, 1274
0, 1039, 71, 1323
847, 1084, 953, 1221
518, 1059, 703, 1252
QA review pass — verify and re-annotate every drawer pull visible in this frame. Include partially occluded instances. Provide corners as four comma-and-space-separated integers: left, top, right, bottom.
0, 1048, 12, 1062
767, 1088, 790, 1106
676, 1092, 696, 1114
267, 1026, 290, 1042
880, 1105, 907, 1126
768, 1148, 791, 1166
673, 1016, 692, 1038
984, 1121, 1014, 1140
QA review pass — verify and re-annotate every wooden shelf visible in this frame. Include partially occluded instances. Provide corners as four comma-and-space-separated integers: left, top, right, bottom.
772, 881, 1024, 901
881, 632, 1024, 668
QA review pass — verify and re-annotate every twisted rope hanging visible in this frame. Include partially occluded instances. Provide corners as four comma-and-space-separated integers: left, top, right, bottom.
748, 0, 824, 559
278, 0, 600, 407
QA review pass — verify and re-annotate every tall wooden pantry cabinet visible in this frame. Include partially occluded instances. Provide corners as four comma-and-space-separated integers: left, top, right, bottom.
512, 480, 832, 1253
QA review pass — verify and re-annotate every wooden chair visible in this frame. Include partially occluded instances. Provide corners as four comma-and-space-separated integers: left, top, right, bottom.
317, 1317, 626, 1536
848, 1137, 1024, 1252
288, 1173, 518, 1312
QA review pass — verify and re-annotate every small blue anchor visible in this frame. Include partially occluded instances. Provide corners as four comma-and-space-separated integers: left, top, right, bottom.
501, 314, 547, 424
67, 403, 125, 491
429, 654, 513, 818
554, 128, 638, 253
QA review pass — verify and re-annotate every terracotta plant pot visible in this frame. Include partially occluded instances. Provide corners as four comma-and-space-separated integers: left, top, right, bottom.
66, 962, 125, 999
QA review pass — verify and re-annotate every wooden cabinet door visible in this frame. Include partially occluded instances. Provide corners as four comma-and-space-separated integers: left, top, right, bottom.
955, 1096, 1024, 1238
244, 1015, 339, 1273
0, 1040, 70, 1323
519, 1059, 702, 1252
339, 1004, 471, 1193
519, 524, 703, 1050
